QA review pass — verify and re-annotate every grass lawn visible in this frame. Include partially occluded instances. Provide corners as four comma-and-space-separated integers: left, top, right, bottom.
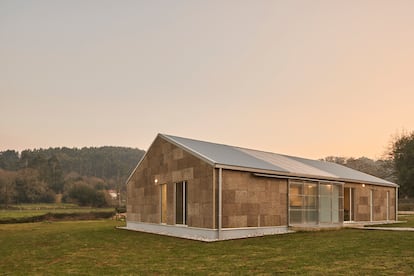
0, 204, 114, 221
0, 220, 413, 275
398, 214, 414, 227
370, 214, 414, 228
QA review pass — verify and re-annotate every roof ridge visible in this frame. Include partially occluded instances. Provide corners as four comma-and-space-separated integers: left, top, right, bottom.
162, 133, 239, 150
163, 133, 296, 160
159, 133, 396, 187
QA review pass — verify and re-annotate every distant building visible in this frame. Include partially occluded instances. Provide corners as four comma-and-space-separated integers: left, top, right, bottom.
124, 134, 398, 241
108, 190, 118, 200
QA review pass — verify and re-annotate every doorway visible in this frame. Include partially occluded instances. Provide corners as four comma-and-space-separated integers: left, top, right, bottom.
160, 184, 167, 224
344, 187, 355, 222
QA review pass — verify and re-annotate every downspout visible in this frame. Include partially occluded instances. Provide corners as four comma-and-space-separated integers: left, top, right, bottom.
218, 168, 222, 240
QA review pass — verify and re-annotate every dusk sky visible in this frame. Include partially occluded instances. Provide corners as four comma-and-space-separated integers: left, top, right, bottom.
1, 1, 413, 159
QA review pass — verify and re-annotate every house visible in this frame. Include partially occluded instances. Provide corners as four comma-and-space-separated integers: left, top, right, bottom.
125, 134, 398, 241
108, 189, 118, 200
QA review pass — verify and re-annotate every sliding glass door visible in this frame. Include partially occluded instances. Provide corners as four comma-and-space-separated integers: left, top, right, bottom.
344, 187, 355, 222
319, 184, 340, 223
175, 181, 187, 225
289, 180, 342, 225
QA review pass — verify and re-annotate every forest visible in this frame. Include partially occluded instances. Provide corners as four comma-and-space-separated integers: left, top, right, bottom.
0, 146, 144, 207
0, 131, 413, 207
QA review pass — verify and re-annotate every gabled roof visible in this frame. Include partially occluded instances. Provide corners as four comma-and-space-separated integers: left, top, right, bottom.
160, 134, 397, 187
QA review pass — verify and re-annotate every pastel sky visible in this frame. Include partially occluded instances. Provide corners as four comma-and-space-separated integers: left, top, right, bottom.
1, 0, 413, 159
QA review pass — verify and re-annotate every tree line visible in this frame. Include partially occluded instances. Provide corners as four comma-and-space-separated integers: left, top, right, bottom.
1, 131, 414, 208
320, 156, 394, 183
0, 146, 144, 208
322, 131, 414, 199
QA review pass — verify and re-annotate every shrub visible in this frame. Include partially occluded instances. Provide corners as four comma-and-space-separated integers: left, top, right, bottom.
67, 183, 109, 207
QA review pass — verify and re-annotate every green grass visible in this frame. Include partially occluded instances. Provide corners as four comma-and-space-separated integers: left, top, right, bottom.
399, 215, 414, 227
0, 208, 114, 220
371, 214, 414, 228
399, 199, 414, 211
0, 220, 413, 275
8, 203, 80, 210
0, 204, 115, 223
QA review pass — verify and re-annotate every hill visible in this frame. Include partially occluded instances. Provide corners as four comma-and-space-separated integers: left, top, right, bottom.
0, 147, 145, 207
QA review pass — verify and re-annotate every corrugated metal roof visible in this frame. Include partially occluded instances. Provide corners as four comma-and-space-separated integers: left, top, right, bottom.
161, 134, 396, 187
237, 148, 337, 179
163, 134, 288, 172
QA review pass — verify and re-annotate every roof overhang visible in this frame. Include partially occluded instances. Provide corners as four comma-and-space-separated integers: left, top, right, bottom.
215, 163, 398, 188
126, 133, 398, 189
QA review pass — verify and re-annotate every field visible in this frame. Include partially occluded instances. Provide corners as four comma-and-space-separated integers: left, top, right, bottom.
371, 214, 414, 228
1, 217, 414, 275
0, 204, 115, 223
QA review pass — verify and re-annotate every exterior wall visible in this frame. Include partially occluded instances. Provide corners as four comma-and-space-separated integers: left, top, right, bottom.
345, 183, 396, 221
221, 170, 288, 228
126, 135, 397, 241
127, 136, 215, 228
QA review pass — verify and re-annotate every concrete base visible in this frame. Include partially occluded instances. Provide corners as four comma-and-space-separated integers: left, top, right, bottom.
343, 220, 399, 228
289, 224, 342, 231
122, 221, 293, 242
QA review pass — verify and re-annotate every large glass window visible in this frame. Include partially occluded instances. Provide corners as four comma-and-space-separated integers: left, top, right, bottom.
175, 181, 187, 225
289, 181, 318, 224
289, 180, 342, 225
319, 184, 341, 223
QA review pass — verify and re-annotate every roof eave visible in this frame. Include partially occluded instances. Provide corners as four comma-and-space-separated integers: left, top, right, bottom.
214, 164, 398, 188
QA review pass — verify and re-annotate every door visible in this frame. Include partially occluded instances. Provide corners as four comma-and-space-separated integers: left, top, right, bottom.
369, 190, 373, 221
344, 187, 355, 222
160, 184, 167, 224
175, 181, 187, 225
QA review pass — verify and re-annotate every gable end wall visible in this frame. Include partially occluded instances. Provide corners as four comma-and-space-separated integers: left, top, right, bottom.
127, 136, 215, 228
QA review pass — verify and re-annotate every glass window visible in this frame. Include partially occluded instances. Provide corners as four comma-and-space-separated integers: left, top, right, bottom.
332, 185, 340, 223
320, 184, 331, 196
290, 210, 302, 224
289, 181, 343, 225
290, 183, 303, 195
175, 181, 187, 225
305, 195, 317, 208
304, 183, 317, 196
289, 181, 318, 225
289, 194, 303, 207
319, 195, 331, 223
319, 183, 341, 224
160, 184, 167, 224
